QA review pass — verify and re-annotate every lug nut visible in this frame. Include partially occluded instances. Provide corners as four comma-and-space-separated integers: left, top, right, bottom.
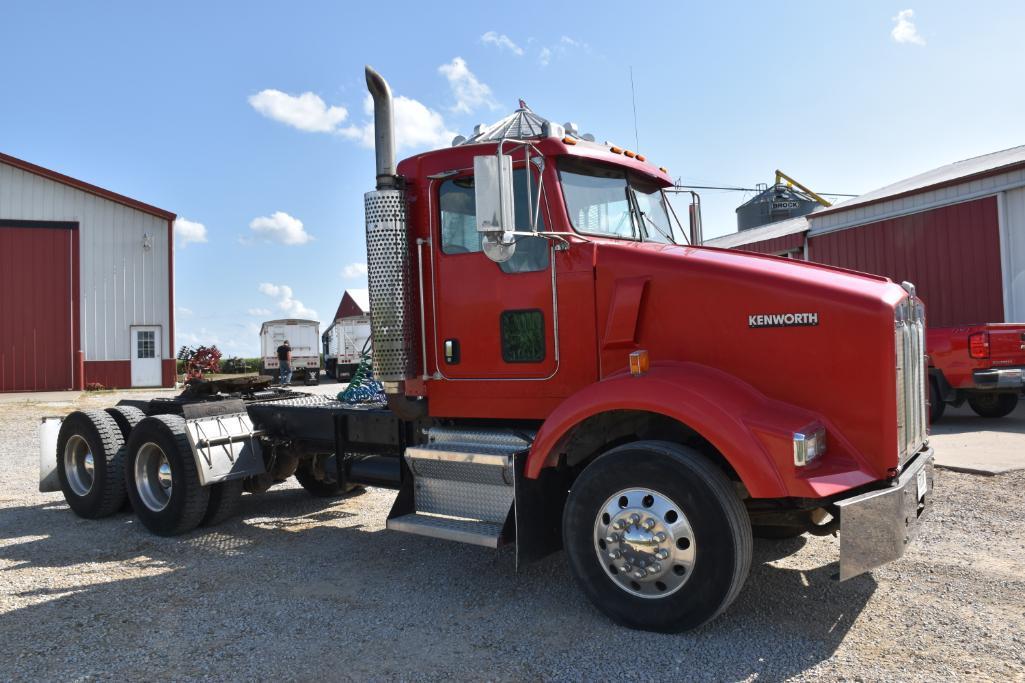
656, 549, 669, 560
630, 513, 641, 524
623, 564, 632, 572
633, 569, 646, 579
655, 532, 667, 543
613, 520, 626, 530
605, 533, 620, 543
649, 563, 662, 574
608, 550, 622, 560
643, 518, 656, 530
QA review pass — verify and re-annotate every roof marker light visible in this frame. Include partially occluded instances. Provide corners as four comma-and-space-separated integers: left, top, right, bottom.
562, 136, 577, 145
610, 146, 623, 154
624, 150, 636, 158
636, 154, 646, 162
659, 166, 669, 173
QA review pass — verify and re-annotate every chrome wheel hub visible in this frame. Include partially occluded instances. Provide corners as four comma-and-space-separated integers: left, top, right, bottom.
63, 435, 95, 497
594, 488, 696, 598
135, 442, 173, 512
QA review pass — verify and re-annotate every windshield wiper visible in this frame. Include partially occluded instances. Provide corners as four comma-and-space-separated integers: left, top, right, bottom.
638, 209, 677, 245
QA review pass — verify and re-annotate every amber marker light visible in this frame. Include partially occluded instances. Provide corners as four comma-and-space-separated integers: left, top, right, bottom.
610, 146, 623, 154
636, 154, 646, 162
659, 166, 669, 174
563, 136, 577, 145
629, 349, 650, 376
624, 150, 636, 158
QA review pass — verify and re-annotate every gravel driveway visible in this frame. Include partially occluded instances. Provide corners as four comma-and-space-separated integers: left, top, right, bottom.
1, 391, 1023, 681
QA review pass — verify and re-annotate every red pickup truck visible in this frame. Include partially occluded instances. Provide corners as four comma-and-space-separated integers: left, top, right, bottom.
929, 324, 1025, 421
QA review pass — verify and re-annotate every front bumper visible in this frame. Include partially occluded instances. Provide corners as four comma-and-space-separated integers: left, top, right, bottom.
973, 367, 1025, 391
835, 447, 934, 581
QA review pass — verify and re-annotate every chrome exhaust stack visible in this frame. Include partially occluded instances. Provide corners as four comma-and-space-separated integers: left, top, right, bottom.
363, 66, 419, 412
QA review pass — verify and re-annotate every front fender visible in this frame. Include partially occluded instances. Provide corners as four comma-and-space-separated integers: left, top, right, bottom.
526, 362, 878, 499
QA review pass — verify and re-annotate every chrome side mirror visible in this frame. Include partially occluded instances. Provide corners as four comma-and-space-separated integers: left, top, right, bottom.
474, 153, 516, 262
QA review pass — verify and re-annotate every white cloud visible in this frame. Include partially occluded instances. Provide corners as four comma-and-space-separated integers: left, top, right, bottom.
173, 218, 208, 247
560, 36, 582, 48
248, 211, 313, 245
438, 57, 497, 114
538, 47, 552, 67
481, 31, 523, 56
176, 306, 194, 317
257, 283, 317, 319
248, 307, 272, 316
891, 9, 925, 45
248, 89, 350, 133
537, 36, 588, 68
342, 262, 368, 278
340, 94, 457, 151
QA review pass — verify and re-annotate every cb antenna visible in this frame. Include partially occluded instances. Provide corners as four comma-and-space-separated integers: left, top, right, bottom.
629, 66, 640, 152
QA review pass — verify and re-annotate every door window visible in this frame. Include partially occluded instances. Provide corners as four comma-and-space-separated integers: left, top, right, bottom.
137, 330, 156, 359
439, 168, 549, 273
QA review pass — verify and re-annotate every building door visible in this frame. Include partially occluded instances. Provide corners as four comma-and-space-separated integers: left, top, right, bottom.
1004, 187, 1025, 322
0, 224, 76, 392
130, 325, 161, 387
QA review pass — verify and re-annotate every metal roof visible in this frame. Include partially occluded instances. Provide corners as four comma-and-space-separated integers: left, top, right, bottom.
815, 144, 1025, 217
703, 215, 810, 249
346, 288, 370, 313
0, 151, 176, 221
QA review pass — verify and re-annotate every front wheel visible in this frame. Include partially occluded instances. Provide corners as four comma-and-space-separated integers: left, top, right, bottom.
967, 392, 1018, 418
562, 440, 752, 632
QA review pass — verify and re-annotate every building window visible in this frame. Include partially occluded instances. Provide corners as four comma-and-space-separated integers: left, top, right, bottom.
137, 330, 156, 359
438, 169, 549, 273
500, 309, 545, 363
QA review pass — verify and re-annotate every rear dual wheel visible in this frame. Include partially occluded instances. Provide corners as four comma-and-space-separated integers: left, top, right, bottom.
563, 441, 752, 632
56, 410, 128, 518
125, 415, 242, 535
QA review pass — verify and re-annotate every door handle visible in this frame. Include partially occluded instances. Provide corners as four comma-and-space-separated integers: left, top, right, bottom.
444, 339, 460, 364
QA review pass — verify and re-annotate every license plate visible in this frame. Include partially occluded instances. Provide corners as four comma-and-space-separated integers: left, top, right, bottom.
917, 469, 928, 501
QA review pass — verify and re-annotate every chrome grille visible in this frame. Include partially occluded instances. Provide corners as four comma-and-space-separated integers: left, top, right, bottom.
895, 296, 928, 465
364, 189, 414, 381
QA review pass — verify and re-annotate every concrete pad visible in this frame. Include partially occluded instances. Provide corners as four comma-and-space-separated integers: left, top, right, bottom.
929, 400, 1025, 475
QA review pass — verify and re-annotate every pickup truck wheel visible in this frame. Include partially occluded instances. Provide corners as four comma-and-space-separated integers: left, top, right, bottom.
125, 415, 210, 536
56, 410, 128, 518
929, 379, 946, 423
967, 392, 1018, 418
295, 455, 362, 497
563, 440, 752, 632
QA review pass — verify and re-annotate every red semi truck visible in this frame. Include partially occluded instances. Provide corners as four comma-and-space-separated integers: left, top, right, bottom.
41, 67, 934, 632
929, 324, 1025, 421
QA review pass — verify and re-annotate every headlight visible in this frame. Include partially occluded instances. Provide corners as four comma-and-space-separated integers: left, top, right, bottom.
793, 427, 827, 466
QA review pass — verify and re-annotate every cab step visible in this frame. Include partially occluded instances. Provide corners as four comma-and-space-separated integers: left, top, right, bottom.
385, 427, 533, 547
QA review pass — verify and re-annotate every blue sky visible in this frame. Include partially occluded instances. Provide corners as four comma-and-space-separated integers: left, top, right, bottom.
3, 1, 1024, 357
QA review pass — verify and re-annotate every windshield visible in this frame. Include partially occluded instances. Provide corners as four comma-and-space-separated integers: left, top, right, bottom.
558, 158, 682, 243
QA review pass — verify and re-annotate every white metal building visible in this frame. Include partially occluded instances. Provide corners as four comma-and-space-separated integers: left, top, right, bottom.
0, 152, 176, 391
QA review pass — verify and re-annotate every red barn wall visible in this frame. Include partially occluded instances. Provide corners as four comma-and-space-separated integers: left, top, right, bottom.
808, 196, 1004, 327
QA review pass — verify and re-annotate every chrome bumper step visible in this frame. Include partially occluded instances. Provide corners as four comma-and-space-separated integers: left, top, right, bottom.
387, 513, 504, 547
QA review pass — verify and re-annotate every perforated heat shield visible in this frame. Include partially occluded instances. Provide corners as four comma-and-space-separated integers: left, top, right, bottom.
364, 189, 414, 381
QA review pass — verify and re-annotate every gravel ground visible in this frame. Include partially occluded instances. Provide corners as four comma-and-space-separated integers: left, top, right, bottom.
1, 391, 1024, 682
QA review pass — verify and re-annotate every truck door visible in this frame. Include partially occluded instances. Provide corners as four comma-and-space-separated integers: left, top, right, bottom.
431, 166, 557, 380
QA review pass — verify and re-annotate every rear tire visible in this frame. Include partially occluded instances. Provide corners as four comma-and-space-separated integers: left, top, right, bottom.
201, 479, 244, 527
105, 405, 147, 439
929, 378, 946, 423
125, 415, 210, 536
55, 410, 127, 518
562, 440, 752, 632
295, 455, 362, 497
967, 392, 1018, 418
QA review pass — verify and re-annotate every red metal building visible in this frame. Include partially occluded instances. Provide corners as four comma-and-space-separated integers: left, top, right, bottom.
0, 152, 176, 392
706, 146, 1025, 327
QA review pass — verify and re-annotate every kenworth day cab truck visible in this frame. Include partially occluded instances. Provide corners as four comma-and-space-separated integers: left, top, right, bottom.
40, 67, 934, 632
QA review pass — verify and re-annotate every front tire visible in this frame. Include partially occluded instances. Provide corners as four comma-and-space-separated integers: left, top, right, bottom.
967, 392, 1018, 418
125, 415, 210, 536
55, 410, 127, 518
562, 440, 752, 632
929, 378, 946, 423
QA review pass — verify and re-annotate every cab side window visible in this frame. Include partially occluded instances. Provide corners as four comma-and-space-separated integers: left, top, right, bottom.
439, 168, 550, 273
